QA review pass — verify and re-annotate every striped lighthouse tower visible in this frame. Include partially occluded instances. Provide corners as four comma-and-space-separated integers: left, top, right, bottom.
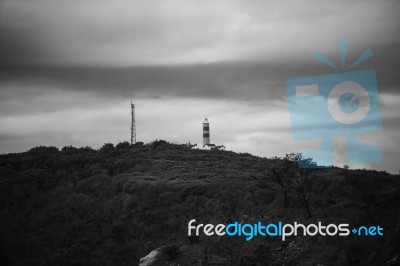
203, 118, 210, 146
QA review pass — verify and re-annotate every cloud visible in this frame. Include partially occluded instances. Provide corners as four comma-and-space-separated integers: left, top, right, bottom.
0, 0, 399, 66
0, 53, 399, 111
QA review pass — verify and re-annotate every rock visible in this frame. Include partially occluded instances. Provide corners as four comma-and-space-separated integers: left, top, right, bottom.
138, 245, 181, 266
139, 246, 164, 266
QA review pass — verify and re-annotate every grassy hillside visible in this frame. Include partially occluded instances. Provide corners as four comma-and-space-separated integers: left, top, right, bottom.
0, 140, 399, 265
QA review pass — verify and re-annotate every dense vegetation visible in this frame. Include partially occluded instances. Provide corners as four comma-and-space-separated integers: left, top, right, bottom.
0, 141, 399, 265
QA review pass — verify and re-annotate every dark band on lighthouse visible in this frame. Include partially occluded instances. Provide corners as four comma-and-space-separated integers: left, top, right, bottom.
203, 118, 210, 146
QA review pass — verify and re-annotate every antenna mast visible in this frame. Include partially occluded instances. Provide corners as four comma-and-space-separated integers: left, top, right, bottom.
131, 101, 136, 145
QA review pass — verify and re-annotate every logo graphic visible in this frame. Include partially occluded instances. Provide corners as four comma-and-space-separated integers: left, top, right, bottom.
188, 219, 383, 242
286, 40, 382, 167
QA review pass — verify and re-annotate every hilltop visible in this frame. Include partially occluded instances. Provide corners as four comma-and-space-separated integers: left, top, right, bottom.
0, 140, 399, 265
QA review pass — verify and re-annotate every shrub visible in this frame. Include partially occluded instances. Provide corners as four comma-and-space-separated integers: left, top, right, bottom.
28, 146, 59, 154
99, 143, 114, 153
116, 141, 131, 150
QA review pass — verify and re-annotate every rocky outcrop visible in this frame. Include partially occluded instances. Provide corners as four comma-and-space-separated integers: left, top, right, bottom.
138, 246, 164, 266
138, 245, 181, 266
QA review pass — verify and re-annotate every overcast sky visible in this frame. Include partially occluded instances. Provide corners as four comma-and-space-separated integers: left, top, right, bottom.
0, 0, 399, 173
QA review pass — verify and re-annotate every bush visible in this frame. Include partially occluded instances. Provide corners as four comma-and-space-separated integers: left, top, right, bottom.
150, 140, 169, 149
116, 141, 131, 149
28, 146, 59, 154
99, 143, 114, 153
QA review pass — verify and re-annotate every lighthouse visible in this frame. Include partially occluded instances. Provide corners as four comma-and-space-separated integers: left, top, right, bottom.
203, 118, 210, 146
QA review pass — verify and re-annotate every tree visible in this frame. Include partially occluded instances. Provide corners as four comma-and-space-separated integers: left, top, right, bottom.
267, 162, 290, 208
28, 146, 59, 154
116, 141, 130, 149
266, 157, 297, 208
267, 153, 316, 217
286, 153, 315, 218
289, 170, 313, 218
99, 143, 114, 153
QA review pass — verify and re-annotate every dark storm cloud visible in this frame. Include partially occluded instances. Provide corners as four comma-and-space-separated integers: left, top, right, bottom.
0, 63, 286, 101
0, 0, 399, 102
1, 0, 399, 66
0, 44, 399, 106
